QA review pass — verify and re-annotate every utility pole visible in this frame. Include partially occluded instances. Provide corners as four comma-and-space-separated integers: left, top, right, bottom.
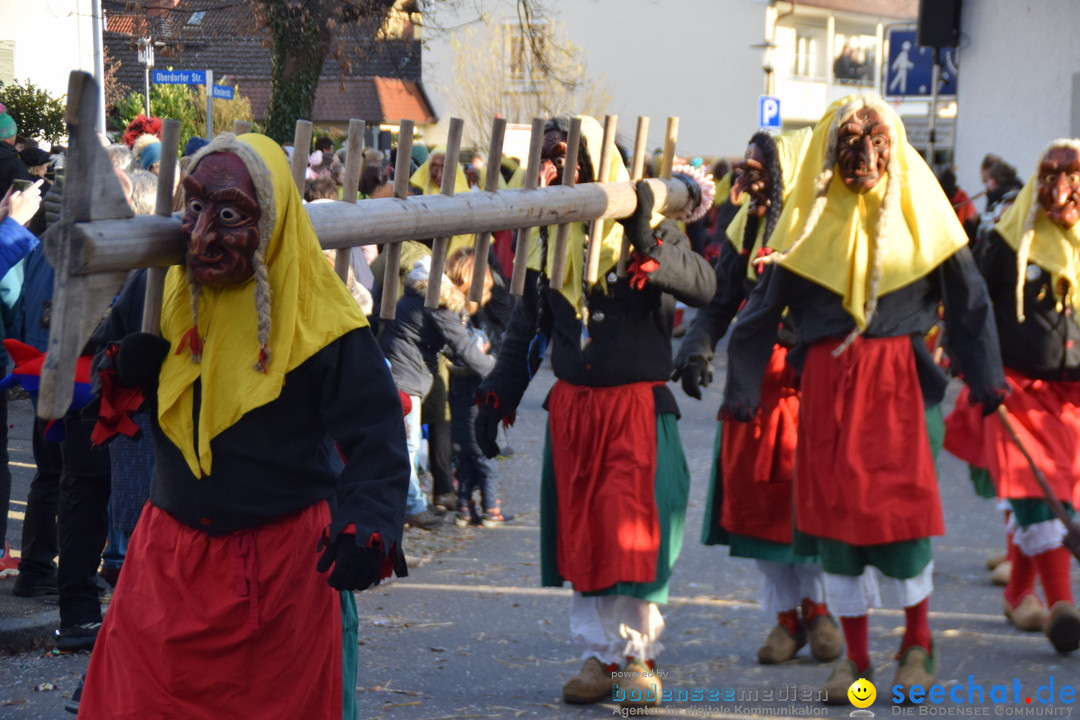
138, 37, 155, 117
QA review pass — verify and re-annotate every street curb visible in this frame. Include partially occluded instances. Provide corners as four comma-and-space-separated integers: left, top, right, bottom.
0, 608, 59, 654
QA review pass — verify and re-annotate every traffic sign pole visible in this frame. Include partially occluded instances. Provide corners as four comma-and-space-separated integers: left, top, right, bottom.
928, 48, 939, 168
206, 68, 214, 139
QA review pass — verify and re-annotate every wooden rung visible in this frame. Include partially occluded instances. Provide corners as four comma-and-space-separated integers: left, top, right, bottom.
619, 116, 651, 276
469, 117, 507, 303
426, 117, 464, 309
584, 114, 617, 284
510, 117, 546, 297
334, 119, 367, 282
549, 117, 581, 292
290, 119, 313, 194
660, 116, 678, 180
379, 119, 414, 320
141, 118, 181, 335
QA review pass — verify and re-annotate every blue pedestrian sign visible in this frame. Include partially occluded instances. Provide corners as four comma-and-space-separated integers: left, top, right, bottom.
152, 69, 206, 85
212, 85, 235, 100
759, 95, 781, 128
884, 27, 958, 98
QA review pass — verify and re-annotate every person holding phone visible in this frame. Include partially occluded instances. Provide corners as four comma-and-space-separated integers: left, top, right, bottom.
0, 175, 43, 577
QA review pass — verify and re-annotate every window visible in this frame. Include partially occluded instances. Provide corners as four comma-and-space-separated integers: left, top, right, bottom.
186, 11, 205, 26
506, 22, 547, 92
0, 40, 13, 86
793, 32, 819, 78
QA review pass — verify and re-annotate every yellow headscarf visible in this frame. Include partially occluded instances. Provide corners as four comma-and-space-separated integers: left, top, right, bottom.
996, 139, 1080, 323
525, 115, 628, 313
763, 94, 967, 330
158, 133, 368, 478
713, 170, 733, 208
409, 146, 474, 254
726, 127, 813, 264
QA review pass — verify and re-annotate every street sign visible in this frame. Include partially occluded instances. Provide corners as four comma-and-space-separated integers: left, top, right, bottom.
884, 27, 958, 98
759, 95, 781, 128
902, 116, 956, 148
152, 69, 206, 85
212, 84, 234, 100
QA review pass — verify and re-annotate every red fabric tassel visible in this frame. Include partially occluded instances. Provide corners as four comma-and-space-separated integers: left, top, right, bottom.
176, 326, 203, 358
91, 344, 147, 446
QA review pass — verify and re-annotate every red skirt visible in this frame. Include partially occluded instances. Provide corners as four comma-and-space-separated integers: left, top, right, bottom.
548, 380, 660, 592
80, 502, 342, 720
720, 344, 800, 543
796, 336, 944, 545
944, 368, 1080, 502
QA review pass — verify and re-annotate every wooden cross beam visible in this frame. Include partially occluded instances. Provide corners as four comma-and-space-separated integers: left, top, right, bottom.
38, 71, 697, 419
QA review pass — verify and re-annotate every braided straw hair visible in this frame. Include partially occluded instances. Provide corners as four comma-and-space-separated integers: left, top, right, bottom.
748, 131, 785, 245
1013, 138, 1080, 323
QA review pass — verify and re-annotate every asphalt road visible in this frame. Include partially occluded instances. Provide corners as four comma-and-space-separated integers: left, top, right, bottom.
1, 318, 1078, 719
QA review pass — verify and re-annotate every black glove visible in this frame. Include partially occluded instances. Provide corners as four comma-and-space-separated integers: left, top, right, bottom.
719, 399, 756, 423
316, 534, 386, 592
475, 403, 502, 459
972, 386, 1007, 417
671, 355, 712, 400
114, 332, 171, 391
619, 180, 658, 255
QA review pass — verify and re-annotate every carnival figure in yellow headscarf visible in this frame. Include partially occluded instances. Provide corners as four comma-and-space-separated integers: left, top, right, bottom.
476, 114, 716, 709
80, 132, 410, 719
410, 145, 475, 256
944, 138, 1080, 655
676, 126, 846, 669
722, 94, 1005, 702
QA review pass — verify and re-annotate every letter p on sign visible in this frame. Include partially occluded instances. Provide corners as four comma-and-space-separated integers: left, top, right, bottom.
759, 96, 781, 128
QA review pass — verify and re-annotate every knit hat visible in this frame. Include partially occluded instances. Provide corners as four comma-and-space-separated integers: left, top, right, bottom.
411, 143, 429, 167
183, 136, 209, 157
20, 148, 53, 168
139, 140, 162, 170
0, 104, 16, 139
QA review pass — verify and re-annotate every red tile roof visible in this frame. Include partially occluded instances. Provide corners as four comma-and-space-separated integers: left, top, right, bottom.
105, 13, 148, 35
236, 76, 435, 124
374, 78, 435, 123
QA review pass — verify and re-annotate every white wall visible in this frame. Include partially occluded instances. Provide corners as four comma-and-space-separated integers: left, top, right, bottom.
955, 0, 1080, 202
0, 1, 98, 104
423, 0, 767, 161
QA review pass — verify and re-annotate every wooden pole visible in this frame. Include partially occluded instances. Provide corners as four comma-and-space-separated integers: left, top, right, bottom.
62, 176, 696, 275
140, 118, 181, 335
509, 118, 545, 297
469, 117, 506, 302
334, 119, 366, 282
995, 407, 1080, 560
618, 116, 650, 276
290, 119, 313, 193
39, 72, 134, 419
425, 117, 464, 309
584, 114, 617, 284
549, 117, 581, 292
378, 120, 414, 320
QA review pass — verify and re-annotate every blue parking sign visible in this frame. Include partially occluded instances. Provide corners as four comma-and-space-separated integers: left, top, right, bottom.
759, 96, 781, 128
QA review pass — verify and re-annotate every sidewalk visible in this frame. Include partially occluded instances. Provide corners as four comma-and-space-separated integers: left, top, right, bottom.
0, 583, 61, 654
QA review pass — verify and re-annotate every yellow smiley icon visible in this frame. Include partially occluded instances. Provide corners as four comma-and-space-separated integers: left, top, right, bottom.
848, 678, 876, 708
